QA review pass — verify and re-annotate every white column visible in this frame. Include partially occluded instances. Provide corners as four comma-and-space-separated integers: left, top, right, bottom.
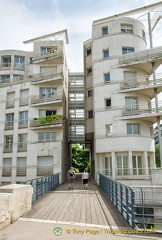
128, 151, 133, 175
111, 152, 116, 179
144, 151, 149, 175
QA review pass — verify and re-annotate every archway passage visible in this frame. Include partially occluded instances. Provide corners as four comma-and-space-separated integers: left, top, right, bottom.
71, 144, 90, 173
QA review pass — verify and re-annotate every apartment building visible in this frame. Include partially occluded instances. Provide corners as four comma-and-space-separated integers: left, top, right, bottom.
0, 36, 69, 185
84, 15, 162, 186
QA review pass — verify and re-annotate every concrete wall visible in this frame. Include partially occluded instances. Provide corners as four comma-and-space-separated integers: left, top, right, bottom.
0, 184, 33, 230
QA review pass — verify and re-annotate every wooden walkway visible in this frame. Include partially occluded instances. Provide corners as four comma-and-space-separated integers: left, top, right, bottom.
23, 174, 130, 229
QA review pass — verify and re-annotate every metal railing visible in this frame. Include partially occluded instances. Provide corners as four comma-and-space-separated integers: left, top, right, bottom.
32, 50, 63, 62
31, 93, 63, 105
31, 71, 63, 83
99, 173, 162, 230
25, 173, 60, 202
99, 173, 135, 229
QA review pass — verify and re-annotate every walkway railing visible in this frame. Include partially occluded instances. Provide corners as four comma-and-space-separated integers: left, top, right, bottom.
25, 173, 60, 202
99, 173, 135, 229
99, 173, 162, 231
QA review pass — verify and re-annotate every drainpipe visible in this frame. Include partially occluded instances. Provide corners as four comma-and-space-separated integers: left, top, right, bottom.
148, 12, 162, 166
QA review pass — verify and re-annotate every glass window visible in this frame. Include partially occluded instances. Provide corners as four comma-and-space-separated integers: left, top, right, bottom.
6, 113, 14, 126
121, 24, 133, 33
87, 48, 91, 56
39, 88, 57, 98
13, 75, 23, 82
87, 68, 92, 75
2, 56, 11, 67
117, 156, 128, 175
41, 47, 57, 55
104, 73, 110, 83
103, 50, 109, 58
4, 135, 13, 150
38, 132, 56, 142
88, 110, 93, 119
39, 110, 57, 117
125, 97, 138, 111
102, 27, 108, 35
127, 124, 139, 134
88, 89, 93, 97
14, 56, 25, 68
106, 98, 111, 108
19, 111, 28, 125
122, 48, 134, 54
132, 155, 142, 175
0, 75, 10, 83
105, 157, 112, 175
18, 134, 27, 149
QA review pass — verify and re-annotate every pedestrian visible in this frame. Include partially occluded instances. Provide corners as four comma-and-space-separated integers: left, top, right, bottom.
67, 167, 76, 190
82, 169, 89, 190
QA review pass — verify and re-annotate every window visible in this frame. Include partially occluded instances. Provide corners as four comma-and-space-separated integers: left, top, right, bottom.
41, 47, 57, 56
117, 156, 128, 175
69, 93, 84, 102
125, 97, 138, 111
103, 50, 109, 58
0, 75, 10, 83
17, 157, 26, 176
122, 48, 134, 54
38, 132, 56, 142
104, 73, 110, 83
39, 88, 57, 99
121, 24, 133, 33
13, 75, 23, 82
4, 135, 13, 150
106, 124, 112, 136
102, 27, 108, 35
6, 113, 14, 126
88, 110, 93, 119
14, 56, 25, 68
2, 56, 11, 67
132, 155, 142, 175
6, 92, 15, 109
87, 68, 92, 76
88, 89, 93, 97
86, 48, 91, 56
39, 110, 57, 117
20, 89, 29, 106
105, 157, 112, 176
19, 111, 28, 125
105, 98, 111, 108
124, 71, 136, 85
70, 109, 84, 118
37, 156, 53, 176
2, 158, 12, 176
18, 134, 27, 150
127, 124, 139, 134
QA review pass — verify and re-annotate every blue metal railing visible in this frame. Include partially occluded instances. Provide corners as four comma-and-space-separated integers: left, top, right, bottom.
25, 173, 60, 202
99, 173, 135, 229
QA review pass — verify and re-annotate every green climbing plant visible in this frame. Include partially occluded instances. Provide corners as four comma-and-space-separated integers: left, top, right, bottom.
35, 115, 64, 124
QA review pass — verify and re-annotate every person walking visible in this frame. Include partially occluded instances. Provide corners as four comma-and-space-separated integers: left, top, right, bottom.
82, 169, 89, 190
67, 167, 76, 190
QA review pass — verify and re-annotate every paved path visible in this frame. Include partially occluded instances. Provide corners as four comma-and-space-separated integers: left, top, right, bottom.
0, 174, 161, 239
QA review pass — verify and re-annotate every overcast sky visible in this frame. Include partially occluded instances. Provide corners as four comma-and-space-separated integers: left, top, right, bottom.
0, 0, 162, 72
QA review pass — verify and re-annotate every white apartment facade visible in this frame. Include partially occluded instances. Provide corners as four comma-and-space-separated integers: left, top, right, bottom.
84, 15, 162, 186
0, 38, 69, 185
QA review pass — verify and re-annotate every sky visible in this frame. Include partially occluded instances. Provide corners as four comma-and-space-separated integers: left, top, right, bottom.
0, 0, 162, 72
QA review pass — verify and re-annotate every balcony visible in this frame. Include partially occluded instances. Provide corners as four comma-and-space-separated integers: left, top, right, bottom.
32, 49, 63, 64
2, 167, 12, 177
31, 92, 63, 106
30, 118, 63, 129
117, 46, 162, 74
37, 166, 53, 176
31, 72, 63, 85
1, 62, 11, 68
116, 103, 162, 123
14, 62, 25, 70
16, 167, 26, 176
119, 75, 162, 99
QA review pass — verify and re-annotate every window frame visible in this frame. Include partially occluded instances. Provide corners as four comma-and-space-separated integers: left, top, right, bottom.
127, 123, 139, 135
102, 27, 108, 36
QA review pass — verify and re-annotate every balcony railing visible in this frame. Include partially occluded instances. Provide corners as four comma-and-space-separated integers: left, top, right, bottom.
98, 168, 151, 177
31, 92, 63, 105
1, 62, 11, 68
0, 78, 10, 84
122, 105, 162, 117
30, 119, 63, 128
2, 167, 12, 176
37, 166, 53, 176
14, 63, 25, 69
31, 71, 63, 84
118, 46, 162, 66
16, 167, 26, 176
4, 144, 13, 152
32, 49, 63, 63
18, 143, 27, 152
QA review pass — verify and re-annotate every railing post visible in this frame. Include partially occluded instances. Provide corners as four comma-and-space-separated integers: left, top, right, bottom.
126, 187, 129, 222
120, 185, 123, 214
131, 189, 136, 229
115, 182, 118, 208
36, 179, 38, 200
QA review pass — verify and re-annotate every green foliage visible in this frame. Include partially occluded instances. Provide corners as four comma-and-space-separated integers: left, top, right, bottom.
72, 144, 89, 173
37, 115, 64, 124
155, 146, 161, 167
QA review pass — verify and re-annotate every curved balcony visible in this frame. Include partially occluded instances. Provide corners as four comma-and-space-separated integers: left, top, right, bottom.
32, 49, 63, 64
119, 74, 162, 99
116, 46, 162, 74
31, 92, 63, 106
31, 72, 63, 85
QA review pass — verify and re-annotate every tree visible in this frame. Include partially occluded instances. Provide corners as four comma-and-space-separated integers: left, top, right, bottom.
155, 146, 161, 167
72, 144, 89, 172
